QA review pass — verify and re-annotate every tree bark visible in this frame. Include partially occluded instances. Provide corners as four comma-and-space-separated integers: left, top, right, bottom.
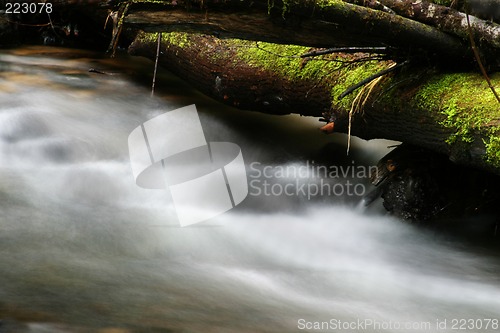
120, 0, 470, 67
347, 0, 500, 70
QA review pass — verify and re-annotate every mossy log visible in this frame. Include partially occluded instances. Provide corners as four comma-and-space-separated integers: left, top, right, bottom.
121, 0, 467, 66
129, 32, 500, 175
346, 0, 500, 70
101, 0, 500, 70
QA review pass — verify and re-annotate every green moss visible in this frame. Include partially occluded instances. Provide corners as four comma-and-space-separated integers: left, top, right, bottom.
138, 32, 190, 48
268, 0, 274, 14
118, 3, 130, 26
485, 135, 500, 168
414, 72, 500, 167
234, 40, 307, 72
233, 40, 385, 110
441, 97, 475, 143
279, 0, 343, 16
427, 0, 453, 6
266, 0, 344, 18
329, 61, 386, 109
161, 32, 190, 48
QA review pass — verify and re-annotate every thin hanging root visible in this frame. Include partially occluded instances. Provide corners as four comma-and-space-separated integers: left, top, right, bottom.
361, 71, 385, 109
151, 32, 162, 97
104, 10, 113, 30
346, 63, 396, 155
466, 13, 500, 104
347, 88, 364, 155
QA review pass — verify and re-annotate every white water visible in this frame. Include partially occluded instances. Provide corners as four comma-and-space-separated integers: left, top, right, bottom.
1, 47, 500, 332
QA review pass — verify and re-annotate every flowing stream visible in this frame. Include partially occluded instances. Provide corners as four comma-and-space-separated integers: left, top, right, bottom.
0, 46, 500, 333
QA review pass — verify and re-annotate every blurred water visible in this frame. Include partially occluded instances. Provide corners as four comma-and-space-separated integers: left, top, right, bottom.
0, 46, 499, 333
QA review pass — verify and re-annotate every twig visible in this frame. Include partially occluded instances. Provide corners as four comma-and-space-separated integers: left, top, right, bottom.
346, 62, 397, 155
303, 55, 385, 65
466, 13, 500, 104
151, 32, 162, 97
301, 47, 389, 58
251, 42, 301, 59
347, 76, 383, 154
338, 60, 410, 100
104, 10, 112, 29
107, 2, 130, 57
251, 43, 384, 63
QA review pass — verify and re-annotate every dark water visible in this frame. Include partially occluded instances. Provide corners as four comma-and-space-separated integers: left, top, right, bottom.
0, 46, 500, 333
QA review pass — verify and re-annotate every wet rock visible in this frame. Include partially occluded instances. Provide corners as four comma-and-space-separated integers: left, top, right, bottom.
367, 144, 500, 223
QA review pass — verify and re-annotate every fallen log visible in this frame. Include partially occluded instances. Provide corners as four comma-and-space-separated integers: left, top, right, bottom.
347, 0, 500, 70
93, 0, 500, 70
125, 1, 462, 55
129, 32, 500, 175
